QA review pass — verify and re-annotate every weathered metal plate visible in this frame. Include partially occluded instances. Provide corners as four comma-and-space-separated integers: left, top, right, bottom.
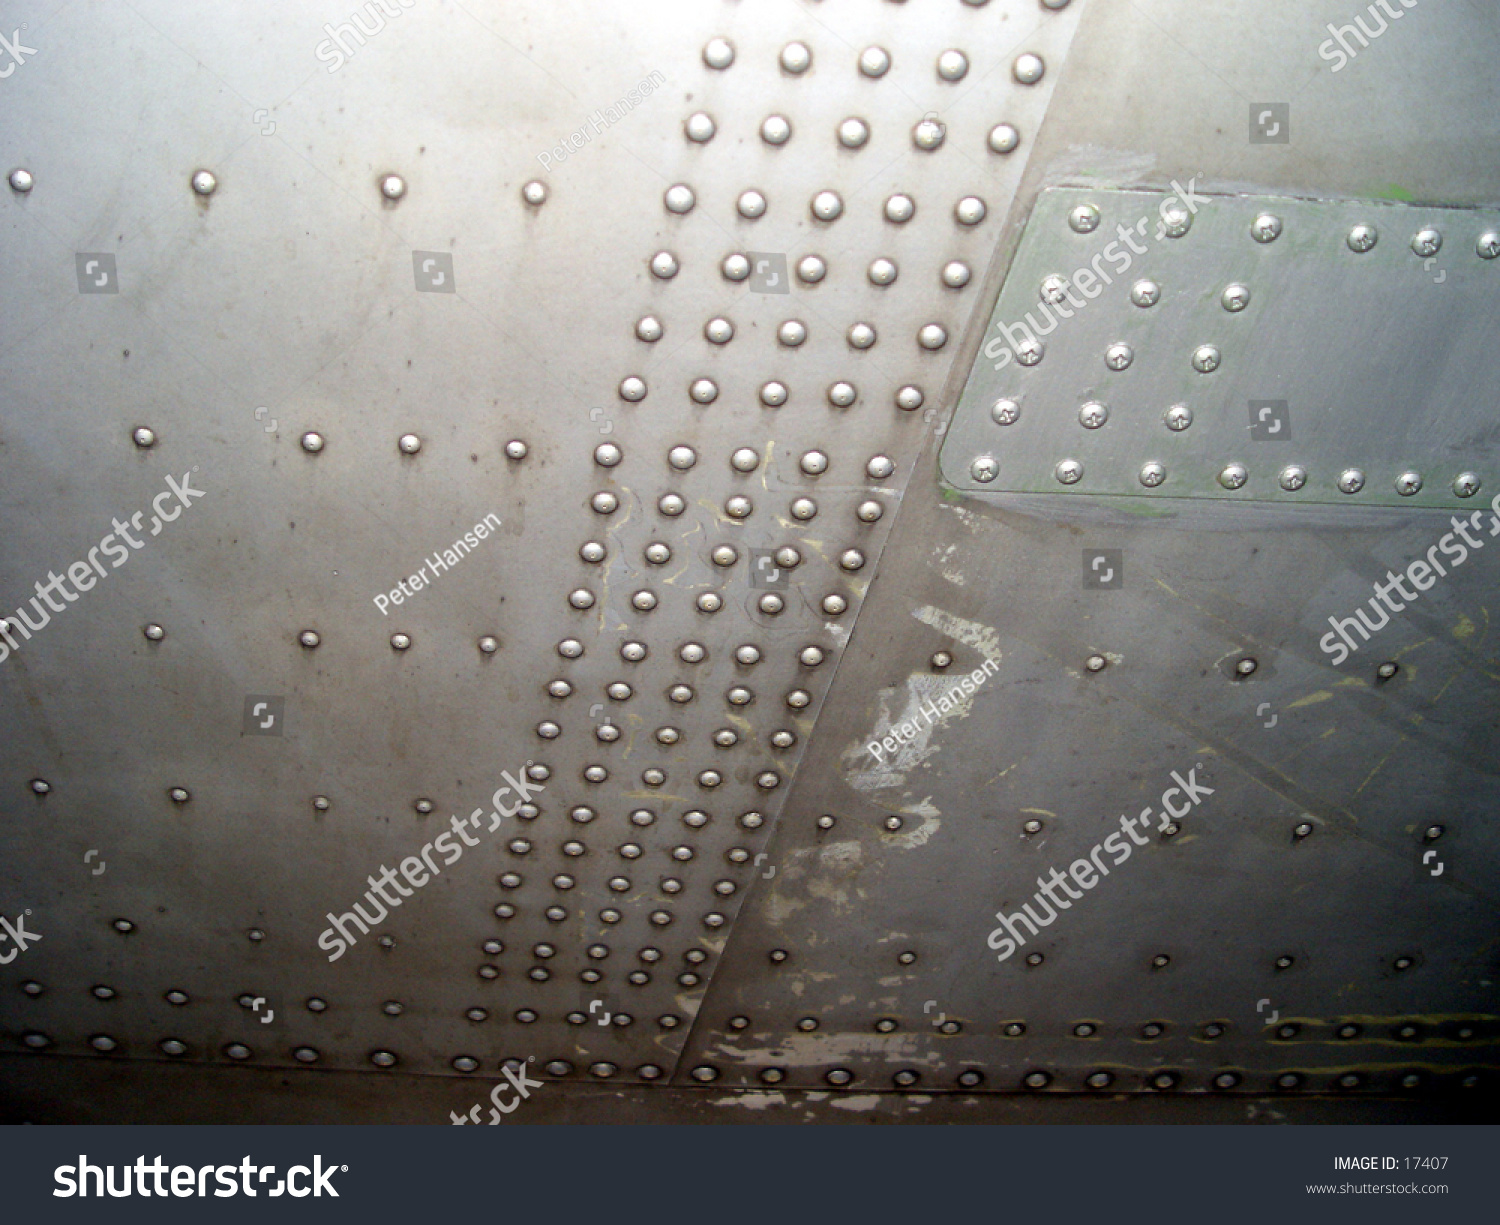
940, 188, 1500, 507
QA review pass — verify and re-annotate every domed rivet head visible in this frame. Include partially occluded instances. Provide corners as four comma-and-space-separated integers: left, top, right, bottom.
913, 117, 946, 150
1017, 337, 1045, 365
380, 174, 406, 200
884, 815, 903, 832
896, 385, 924, 412
731, 447, 759, 472
1218, 463, 1248, 490
1055, 459, 1084, 485
557, 638, 583, 658
760, 115, 791, 145
777, 318, 808, 349
1104, 343, 1133, 371
1222, 283, 1251, 312
1192, 345, 1222, 373
1130, 279, 1160, 307
691, 1065, 720, 1083
859, 46, 890, 77
132, 427, 156, 448
651, 250, 679, 279
754, 379, 788, 409
801, 449, 829, 475
822, 594, 848, 615
780, 41, 811, 73
1251, 213, 1282, 243
1348, 224, 1378, 253
1069, 204, 1100, 234
704, 37, 734, 69
956, 196, 987, 225
690, 379, 718, 404
1395, 471, 1423, 496
522, 179, 547, 205
579, 541, 606, 563
247, 928, 266, 942
1453, 472, 1481, 497
594, 442, 622, 468
668, 445, 697, 470
370, 1051, 397, 1068
1139, 462, 1166, 488
30, 778, 51, 795
657, 493, 685, 516
191, 170, 217, 196
620, 377, 649, 404
113, 918, 135, 933
1279, 465, 1307, 491
632, 591, 657, 612
725, 495, 753, 519
168, 787, 190, 803
143, 622, 165, 641
1025, 1071, 1051, 1089
298, 430, 325, 454
868, 258, 897, 285
991, 398, 1021, 426
971, 456, 999, 483
856, 500, 883, 522
938, 49, 969, 81
712, 545, 738, 567
1294, 821, 1314, 839
774, 546, 800, 569
1159, 201, 1192, 237
703, 317, 735, 346
811, 190, 843, 222
838, 118, 870, 148
567, 589, 595, 610
1165, 403, 1193, 431
685, 112, 716, 143
798, 254, 834, 283
1236, 657, 1257, 676
790, 497, 817, 519
1085, 654, 1107, 673
645, 542, 672, 565
9, 168, 33, 193
918, 324, 948, 350
847, 323, 876, 349
828, 381, 857, 406
398, 433, 421, 454
635, 316, 664, 344
1476, 232, 1500, 259
1338, 468, 1365, 494
414, 798, 434, 814
941, 262, 971, 291
479, 639, 498, 659
988, 123, 1021, 154
224, 1043, 251, 1060
884, 193, 916, 223
759, 593, 785, 614
664, 184, 695, 214
299, 630, 321, 648
1013, 52, 1045, 84
737, 189, 766, 218
1411, 228, 1442, 258
160, 1039, 188, 1057
839, 549, 866, 572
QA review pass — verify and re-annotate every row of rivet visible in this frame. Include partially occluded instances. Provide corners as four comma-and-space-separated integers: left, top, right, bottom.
699, 35, 1049, 87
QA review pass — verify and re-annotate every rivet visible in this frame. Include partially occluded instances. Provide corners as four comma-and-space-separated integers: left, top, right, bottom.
1016, 337, 1045, 364
621, 640, 649, 661
859, 46, 890, 77
161, 1039, 188, 1057
225, 1043, 252, 1061
505, 439, 529, 459
735, 644, 762, 666
397, 433, 421, 454
8, 168, 34, 193
847, 323, 876, 350
825, 1068, 854, 1087
634, 317, 664, 346
1453, 472, 1481, 497
937, 49, 969, 81
22, 981, 43, 996
1277, 1073, 1302, 1089
1159, 200, 1192, 237
1477, 232, 1500, 259
1164, 403, 1192, 431
729, 446, 760, 472
650, 250, 679, 279
824, 381, 857, 408
522, 179, 547, 206
247, 928, 266, 943
143, 623, 165, 641
1411, 228, 1442, 258
1218, 463, 1248, 490
1129, 279, 1160, 307
94, 985, 117, 1000
790, 497, 818, 520
956, 196, 987, 226
557, 638, 583, 658
897, 386, 925, 412
1069, 204, 1100, 234
822, 594, 848, 615
698, 592, 723, 613
958, 1070, 984, 1088
778, 319, 807, 347
113, 919, 135, 933
664, 184, 696, 214
737, 190, 766, 218
815, 814, 835, 830
855, 500, 883, 523
1151, 953, 1172, 968
760, 115, 791, 145
1013, 52, 1045, 83
774, 546, 801, 569
838, 118, 870, 149
780, 41, 811, 73
1079, 401, 1109, 429
1139, 462, 1166, 488
1279, 465, 1307, 491
1086, 1071, 1112, 1089
800, 449, 829, 475
1236, 657, 1257, 676
594, 442, 622, 468
685, 112, 716, 143
690, 379, 719, 405
1251, 213, 1282, 243
941, 261, 972, 290
1085, 654, 1107, 672
991, 398, 1021, 426
22, 1033, 51, 1049
1025, 1071, 1051, 1089
390, 632, 411, 651
380, 174, 406, 200
759, 594, 785, 615
703, 37, 735, 69
971, 456, 999, 483
1275, 955, 1295, 970
1141, 1022, 1164, 1038
189, 168, 220, 197
884, 815, 903, 832
839, 549, 865, 572
413, 798, 434, 814
1222, 283, 1251, 312
1376, 661, 1399, 680
918, 324, 948, 350
885, 193, 915, 223
168, 787, 190, 803
988, 123, 1021, 154
724, 495, 753, 519
658, 493, 686, 517
1055, 459, 1084, 485
712, 545, 739, 567
1348, 224, 1378, 253
1338, 468, 1365, 494
1293, 821, 1315, 842
701, 318, 735, 349
1192, 345, 1222, 373
590, 491, 618, 514
378, 932, 398, 946
1202, 1022, 1226, 1038
868, 258, 897, 286
867, 454, 895, 479
133, 427, 156, 449
912, 118, 946, 151
1395, 471, 1423, 496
